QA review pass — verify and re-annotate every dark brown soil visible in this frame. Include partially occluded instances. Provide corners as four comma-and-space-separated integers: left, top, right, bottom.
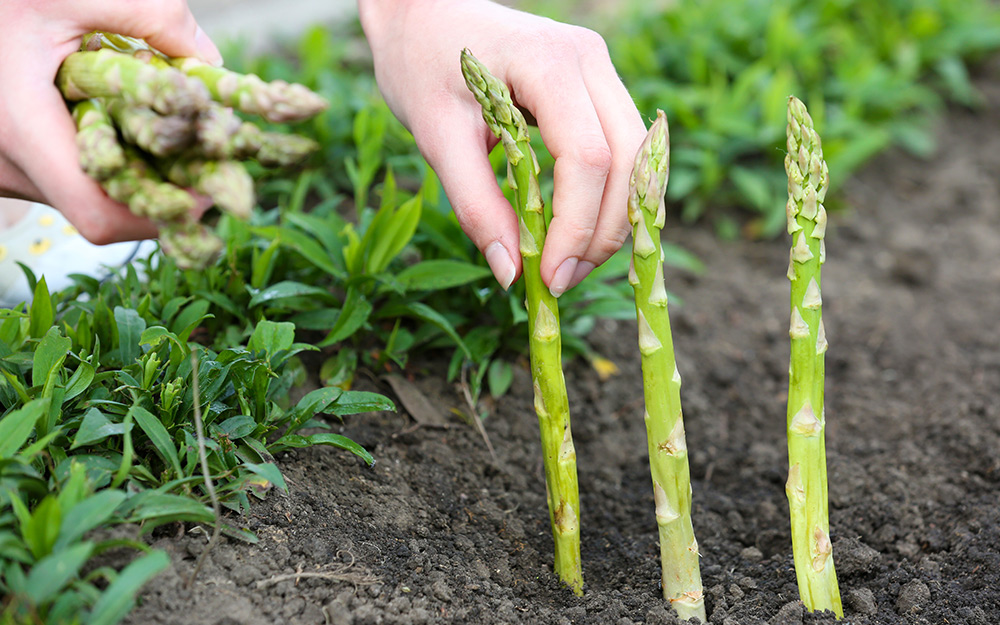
123, 71, 1000, 625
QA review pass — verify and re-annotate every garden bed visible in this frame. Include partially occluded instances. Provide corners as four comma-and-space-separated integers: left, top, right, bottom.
123, 68, 1000, 625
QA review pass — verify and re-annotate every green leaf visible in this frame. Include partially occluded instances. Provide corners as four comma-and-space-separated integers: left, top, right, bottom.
215, 415, 257, 440
248, 320, 296, 356
0, 398, 49, 458
248, 281, 335, 308
32, 326, 72, 389
63, 361, 95, 403
318, 289, 372, 346
368, 195, 422, 274
330, 391, 395, 416
395, 260, 493, 292
24, 541, 94, 605
114, 307, 146, 365
488, 360, 514, 399
27, 277, 53, 339
294, 387, 343, 420
383, 301, 471, 359
130, 406, 182, 480
123, 493, 214, 525
71, 408, 131, 449
242, 462, 288, 494
22, 495, 62, 559
85, 550, 170, 625
54, 490, 127, 551
273, 432, 374, 466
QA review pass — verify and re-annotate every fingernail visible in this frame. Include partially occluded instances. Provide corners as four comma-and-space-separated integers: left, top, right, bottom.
568, 260, 595, 290
549, 257, 579, 298
195, 27, 224, 67
485, 241, 516, 291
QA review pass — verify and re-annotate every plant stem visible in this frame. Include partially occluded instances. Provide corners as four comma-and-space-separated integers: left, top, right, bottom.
461, 49, 583, 595
784, 95, 842, 617
628, 110, 705, 621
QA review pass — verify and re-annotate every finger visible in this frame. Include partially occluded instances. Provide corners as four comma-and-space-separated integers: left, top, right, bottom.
413, 101, 521, 290
71, 0, 222, 65
568, 35, 648, 289
509, 47, 611, 297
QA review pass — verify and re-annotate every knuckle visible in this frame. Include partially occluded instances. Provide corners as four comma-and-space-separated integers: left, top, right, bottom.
572, 27, 609, 57
570, 142, 613, 174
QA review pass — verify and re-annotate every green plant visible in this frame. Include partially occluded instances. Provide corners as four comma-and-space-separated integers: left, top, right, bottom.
783, 96, 841, 616
0, 274, 390, 624
627, 111, 704, 621
599, 0, 1000, 236
462, 50, 583, 595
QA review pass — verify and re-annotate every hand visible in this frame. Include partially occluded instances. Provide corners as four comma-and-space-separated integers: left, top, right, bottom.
358, 0, 646, 295
0, 0, 222, 244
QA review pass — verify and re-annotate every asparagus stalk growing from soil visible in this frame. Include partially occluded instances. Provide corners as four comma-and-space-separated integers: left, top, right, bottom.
783, 96, 843, 617
628, 111, 705, 622
461, 49, 583, 595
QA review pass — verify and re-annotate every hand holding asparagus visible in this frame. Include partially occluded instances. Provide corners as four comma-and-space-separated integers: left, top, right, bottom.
56, 32, 328, 269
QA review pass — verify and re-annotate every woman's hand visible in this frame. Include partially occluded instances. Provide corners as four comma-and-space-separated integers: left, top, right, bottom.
0, 0, 221, 243
358, 0, 646, 295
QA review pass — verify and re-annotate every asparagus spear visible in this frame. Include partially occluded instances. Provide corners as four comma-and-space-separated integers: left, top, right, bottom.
784, 96, 842, 617
628, 111, 705, 622
57, 49, 210, 116
102, 147, 196, 221
71, 99, 126, 180
159, 217, 224, 271
169, 57, 328, 123
105, 98, 195, 157
159, 158, 255, 220
461, 49, 583, 596
194, 104, 319, 166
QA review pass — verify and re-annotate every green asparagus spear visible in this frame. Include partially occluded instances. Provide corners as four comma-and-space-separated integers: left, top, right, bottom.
159, 216, 224, 271
193, 104, 319, 166
71, 99, 126, 180
461, 49, 583, 596
57, 49, 210, 116
160, 158, 255, 220
784, 96, 842, 617
104, 98, 195, 157
169, 57, 328, 123
102, 147, 196, 221
628, 111, 705, 622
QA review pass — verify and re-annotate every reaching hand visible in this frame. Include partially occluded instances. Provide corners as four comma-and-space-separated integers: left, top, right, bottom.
0, 0, 222, 244
358, 0, 646, 295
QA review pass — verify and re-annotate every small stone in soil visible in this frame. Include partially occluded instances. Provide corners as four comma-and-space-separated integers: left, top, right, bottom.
740, 546, 764, 562
769, 600, 803, 625
896, 579, 930, 614
845, 587, 877, 615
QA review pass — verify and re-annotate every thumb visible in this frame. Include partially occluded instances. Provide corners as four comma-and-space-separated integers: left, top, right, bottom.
76, 0, 222, 65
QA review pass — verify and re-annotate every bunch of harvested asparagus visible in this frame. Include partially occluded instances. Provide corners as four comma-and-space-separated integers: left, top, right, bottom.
58, 33, 328, 268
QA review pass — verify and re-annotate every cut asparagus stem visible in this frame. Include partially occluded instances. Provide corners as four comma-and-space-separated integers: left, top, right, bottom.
169, 57, 328, 123
159, 216, 224, 270
105, 99, 195, 157
102, 147, 196, 221
461, 49, 583, 596
784, 95, 843, 617
628, 111, 705, 622
57, 49, 210, 116
159, 158, 255, 220
71, 99, 126, 181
